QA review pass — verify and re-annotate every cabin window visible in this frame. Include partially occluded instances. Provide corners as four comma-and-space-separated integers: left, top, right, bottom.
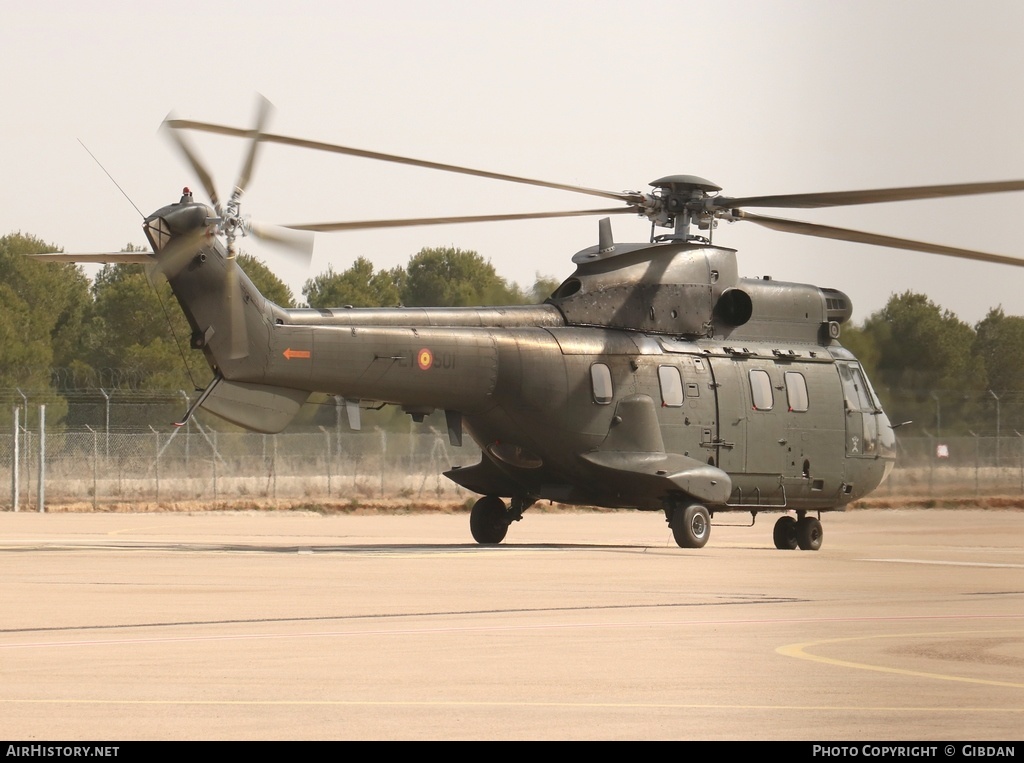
749, 369, 774, 410
658, 366, 684, 407
591, 363, 613, 405
785, 372, 809, 412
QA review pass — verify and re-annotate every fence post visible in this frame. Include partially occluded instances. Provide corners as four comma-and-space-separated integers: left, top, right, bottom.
179, 390, 190, 470
379, 429, 387, 498
1017, 431, 1023, 494
25, 430, 32, 510
968, 431, 980, 497
212, 429, 218, 500
11, 406, 19, 512
320, 426, 332, 498
90, 426, 98, 510
100, 388, 110, 459
37, 404, 45, 513
272, 433, 278, 502
152, 427, 160, 501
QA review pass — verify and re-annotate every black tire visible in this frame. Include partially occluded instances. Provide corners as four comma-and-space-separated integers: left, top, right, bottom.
671, 503, 711, 549
470, 496, 509, 545
796, 517, 823, 551
773, 515, 798, 550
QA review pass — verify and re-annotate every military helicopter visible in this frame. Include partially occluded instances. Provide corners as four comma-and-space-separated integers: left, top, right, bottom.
34, 102, 1024, 551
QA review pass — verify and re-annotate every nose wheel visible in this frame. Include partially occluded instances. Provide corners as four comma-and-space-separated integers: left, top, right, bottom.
669, 503, 711, 548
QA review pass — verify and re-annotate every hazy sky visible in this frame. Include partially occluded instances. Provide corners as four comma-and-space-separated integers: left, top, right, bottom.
3, 0, 1024, 324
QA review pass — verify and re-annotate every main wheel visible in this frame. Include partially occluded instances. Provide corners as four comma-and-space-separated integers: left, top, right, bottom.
773, 515, 798, 550
796, 517, 823, 551
470, 496, 510, 545
671, 503, 711, 549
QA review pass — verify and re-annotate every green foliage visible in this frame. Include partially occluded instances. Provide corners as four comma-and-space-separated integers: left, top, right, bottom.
867, 291, 983, 391
0, 233, 92, 425
972, 307, 1024, 433
303, 257, 404, 308
237, 253, 295, 308
403, 247, 526, 307
973, 308, 1024, 393
856, 291, 986, 434
87, 263, 210, 391
531, 274, 561, 304
0, 233, 91, 375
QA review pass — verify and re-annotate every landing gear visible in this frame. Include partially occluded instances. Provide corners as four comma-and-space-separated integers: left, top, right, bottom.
795, 516, 823, 551
469, 496, 510, 545
773, 515, 798, 550
670, 503, 711, 549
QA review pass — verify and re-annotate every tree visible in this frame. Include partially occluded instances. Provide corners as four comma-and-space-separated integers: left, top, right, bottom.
0, 233, 91, 372
0, 233, 92, 425
861, 291, 983, 434
531, 274, 561, 304
303, 257, 405, 308
87, 262, 211, 391
402, 247, 525, 307
237, 253, 295, 308
973, 307, 1024, 432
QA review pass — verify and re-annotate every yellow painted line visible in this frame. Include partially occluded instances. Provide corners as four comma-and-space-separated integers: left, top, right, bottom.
778, 629, 1024, 689
0, 698, 1021, 711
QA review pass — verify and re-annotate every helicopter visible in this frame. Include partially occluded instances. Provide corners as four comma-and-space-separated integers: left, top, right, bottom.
32, 101, 1024, 551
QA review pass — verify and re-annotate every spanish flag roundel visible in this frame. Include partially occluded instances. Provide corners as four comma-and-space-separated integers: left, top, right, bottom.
417, 348, 433, 371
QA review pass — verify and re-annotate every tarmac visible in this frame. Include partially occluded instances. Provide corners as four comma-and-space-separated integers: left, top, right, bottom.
0, 507, 1021, 740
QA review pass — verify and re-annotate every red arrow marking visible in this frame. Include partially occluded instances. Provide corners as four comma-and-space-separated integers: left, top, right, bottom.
283, 348, 311, 360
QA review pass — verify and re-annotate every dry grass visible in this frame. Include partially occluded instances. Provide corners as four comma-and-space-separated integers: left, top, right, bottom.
17, 494, 1024, 514
851, 495, 1024, 511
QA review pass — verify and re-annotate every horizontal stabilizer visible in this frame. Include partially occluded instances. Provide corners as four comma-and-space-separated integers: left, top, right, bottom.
581, 451, 732, 504
200, 380, 310, 434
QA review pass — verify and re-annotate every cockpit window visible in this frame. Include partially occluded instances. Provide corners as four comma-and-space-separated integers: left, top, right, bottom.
838, 362, 875, 411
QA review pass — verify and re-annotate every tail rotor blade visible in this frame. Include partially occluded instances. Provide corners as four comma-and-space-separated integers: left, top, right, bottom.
226, 257, 249, 360
234, 95, 273, 199
149, 228, 210, 280
161, 113, 221, 213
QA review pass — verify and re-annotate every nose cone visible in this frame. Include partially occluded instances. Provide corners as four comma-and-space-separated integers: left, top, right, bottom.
876, 412, 896, 458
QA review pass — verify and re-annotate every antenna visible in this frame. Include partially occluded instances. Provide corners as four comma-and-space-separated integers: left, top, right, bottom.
77, 138, 144, 218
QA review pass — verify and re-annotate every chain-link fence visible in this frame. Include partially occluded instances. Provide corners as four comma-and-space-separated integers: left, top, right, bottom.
882, 434, 1024, 497
0, 421, 476, 510
2, 403, 1023, 510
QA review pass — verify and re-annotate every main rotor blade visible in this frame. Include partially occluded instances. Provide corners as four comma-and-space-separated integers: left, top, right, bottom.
737, 211, 1024, 268
166, 118, 642, 205
284, 207, 633, 232
25, 252, 153, 264
247, 220, 315, 266
234, 95, 273, 198
161, 114, 220, 212
716, 180, 1024, 210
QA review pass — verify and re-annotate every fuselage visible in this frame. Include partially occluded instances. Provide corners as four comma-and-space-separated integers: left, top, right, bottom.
145, 196, 896, 515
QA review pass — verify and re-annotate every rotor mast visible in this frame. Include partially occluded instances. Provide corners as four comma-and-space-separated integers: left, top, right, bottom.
646, 175, 723, 243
